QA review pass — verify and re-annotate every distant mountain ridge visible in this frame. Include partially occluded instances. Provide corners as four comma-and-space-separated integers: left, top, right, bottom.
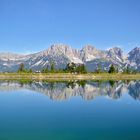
0, 44, 139, 72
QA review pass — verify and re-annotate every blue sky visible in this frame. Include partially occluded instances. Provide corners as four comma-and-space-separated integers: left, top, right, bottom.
0, 0, 140, 54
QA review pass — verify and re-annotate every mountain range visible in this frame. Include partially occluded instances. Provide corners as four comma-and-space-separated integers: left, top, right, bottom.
0, 44, 139, 72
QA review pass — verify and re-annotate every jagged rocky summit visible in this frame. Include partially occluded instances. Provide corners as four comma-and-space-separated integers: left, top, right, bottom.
0, 44, 139, 72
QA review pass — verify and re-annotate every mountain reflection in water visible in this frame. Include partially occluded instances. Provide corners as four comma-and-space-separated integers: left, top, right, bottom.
0, 80, 139, 101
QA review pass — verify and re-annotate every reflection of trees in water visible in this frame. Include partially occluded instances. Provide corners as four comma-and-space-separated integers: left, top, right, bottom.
66, 82, 76, 89
0, 80, 140, 101
66, 81, 86, 89
49, 82, 55, 91
109, 80, 116, 87
25, 80, 128, 100
19, 80, 32, 87
77, 80, 86, 89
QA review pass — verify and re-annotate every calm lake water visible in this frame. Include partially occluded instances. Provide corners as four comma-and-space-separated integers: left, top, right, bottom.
0, 80, 140, 140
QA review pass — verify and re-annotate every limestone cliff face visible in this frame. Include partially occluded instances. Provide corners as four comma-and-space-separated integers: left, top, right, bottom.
0, 44, 140, 72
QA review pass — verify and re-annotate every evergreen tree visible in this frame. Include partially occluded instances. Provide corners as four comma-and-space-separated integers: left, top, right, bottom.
79, 64, 87, 73
41, 67, 49, 73
50, 63, 55, 72
65, 62, 76, 73
29, 68, 33, 73
126, 66, 131, 74
108, 64, 116, 73
123, 66, 131, 74
65, 63, 87, 73
18, 63, 25, 72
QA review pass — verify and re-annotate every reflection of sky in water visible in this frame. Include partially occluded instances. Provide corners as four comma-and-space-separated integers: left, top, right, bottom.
0, 81, 140, 140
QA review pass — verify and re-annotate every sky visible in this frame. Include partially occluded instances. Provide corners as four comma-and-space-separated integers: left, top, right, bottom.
0, 0, 140, 54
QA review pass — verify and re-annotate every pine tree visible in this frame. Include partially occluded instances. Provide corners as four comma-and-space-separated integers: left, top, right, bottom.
50, 63, 55, 72
123, 66, 131, 74
65, 62, 76, 73
108, 64, 116, 73
126, 66, 131, 74
18, 63, 25, 72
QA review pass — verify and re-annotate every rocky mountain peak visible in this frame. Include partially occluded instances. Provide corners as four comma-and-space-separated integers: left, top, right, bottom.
82, 45, 97, 51
129, 47, 140, 55
46, 44, 72, 55
42, 44, 82, 64
0, 44, 140, 72
107, 47, 124, 62
80, 45, 106, 62
108, 47, 123, 55
133, 47, 140, 51
128, 47, 140, 64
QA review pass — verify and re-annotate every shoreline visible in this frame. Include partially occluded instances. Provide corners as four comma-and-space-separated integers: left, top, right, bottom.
0, 73, 140, 80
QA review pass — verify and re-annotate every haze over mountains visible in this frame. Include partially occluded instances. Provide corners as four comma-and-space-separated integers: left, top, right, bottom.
0, 44, 139, 72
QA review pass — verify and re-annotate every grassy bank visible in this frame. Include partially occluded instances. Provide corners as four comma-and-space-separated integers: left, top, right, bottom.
0, 73, 140, 80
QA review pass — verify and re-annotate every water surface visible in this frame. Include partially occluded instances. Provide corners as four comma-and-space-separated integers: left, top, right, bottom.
0, 80, 140, 140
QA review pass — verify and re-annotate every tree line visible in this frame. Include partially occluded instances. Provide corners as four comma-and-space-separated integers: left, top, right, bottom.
95, 63, 136, 74
17, 62, 87, 74
17, 63, 136, 74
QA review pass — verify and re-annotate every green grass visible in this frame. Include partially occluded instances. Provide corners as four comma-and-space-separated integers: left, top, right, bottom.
0, 72, 140, 80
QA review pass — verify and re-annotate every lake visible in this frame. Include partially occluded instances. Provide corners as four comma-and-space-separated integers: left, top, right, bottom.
0, 80, 140, 140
